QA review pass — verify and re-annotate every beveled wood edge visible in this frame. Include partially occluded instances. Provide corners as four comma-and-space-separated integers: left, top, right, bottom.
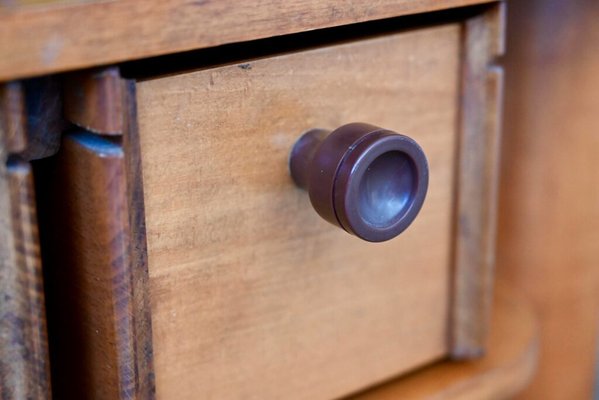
450, 1, 506, 358
63, 67, 125, 136
0, 83, 52, 399
121, 79, 156, 398
0, 0, 497, 81
349, 281, 539, 399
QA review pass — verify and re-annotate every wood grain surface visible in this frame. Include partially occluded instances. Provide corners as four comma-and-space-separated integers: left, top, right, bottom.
0, 0, 496, 80
450, 2, 505, 359
137, 24, 460, 400
498, 0, 599, 398
0, 84, 51, 399
351, 281, 538, 400
35, 132, 137, 399
0, 162, 52, 400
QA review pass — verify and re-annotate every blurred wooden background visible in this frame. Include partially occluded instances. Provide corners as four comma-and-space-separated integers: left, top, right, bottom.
498, 0, 599, 398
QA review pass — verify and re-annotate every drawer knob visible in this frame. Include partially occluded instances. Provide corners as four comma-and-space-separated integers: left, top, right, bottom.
290, 123, 429, 242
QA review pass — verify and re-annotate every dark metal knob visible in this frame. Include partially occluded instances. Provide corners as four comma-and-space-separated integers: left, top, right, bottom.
290, 123, 429, 242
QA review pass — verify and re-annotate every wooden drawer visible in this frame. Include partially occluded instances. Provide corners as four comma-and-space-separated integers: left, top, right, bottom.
29, 4, 504, 399
137, 24, 458, 400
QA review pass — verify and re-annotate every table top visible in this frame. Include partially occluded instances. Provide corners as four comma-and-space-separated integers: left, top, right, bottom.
0, 0, 497, 80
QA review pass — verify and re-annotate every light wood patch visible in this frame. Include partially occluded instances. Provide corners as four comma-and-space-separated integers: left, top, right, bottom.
351, 282, 539, 400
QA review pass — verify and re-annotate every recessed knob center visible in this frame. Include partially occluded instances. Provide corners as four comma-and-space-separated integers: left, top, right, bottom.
358, 151, 416, 228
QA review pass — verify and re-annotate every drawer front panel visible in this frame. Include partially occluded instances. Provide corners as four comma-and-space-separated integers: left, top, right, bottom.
137, 24, 460, 399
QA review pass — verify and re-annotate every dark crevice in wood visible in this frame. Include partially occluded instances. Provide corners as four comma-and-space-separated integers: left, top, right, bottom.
0, 77, 66, 162
20, 77, 66, 161
6, 153, 24, 166
121, 4, 490, 80
33, 147, 77, 400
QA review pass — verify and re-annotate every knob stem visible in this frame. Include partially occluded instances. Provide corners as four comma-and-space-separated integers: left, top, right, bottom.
289, 129, 329, 190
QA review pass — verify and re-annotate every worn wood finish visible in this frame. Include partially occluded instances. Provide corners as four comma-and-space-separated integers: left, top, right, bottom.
137, 24, 460, 400
450, 2, 505, 359
351, 282, 538, 400
0, 84, 51, 399
63, 67, 125, 135
0, 0, 496, 80
498, 0, 599, 398
36, 132, 138, 399
0, 163, 52, 400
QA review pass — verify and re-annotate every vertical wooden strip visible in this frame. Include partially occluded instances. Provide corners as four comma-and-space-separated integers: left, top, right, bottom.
10, 161, 52, 397
38, 132, 136, 398
37, 72, 155, 398
0, 162, 52, 400
122, 80, 156, 398
451, 2, 505, 358
0, 82, 51, 399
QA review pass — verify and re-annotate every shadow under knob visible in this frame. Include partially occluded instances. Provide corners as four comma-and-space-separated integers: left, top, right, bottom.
289, 122, 429, 242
